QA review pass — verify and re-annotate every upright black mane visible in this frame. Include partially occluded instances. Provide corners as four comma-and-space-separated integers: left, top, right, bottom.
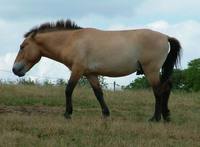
24, 19, 83, 38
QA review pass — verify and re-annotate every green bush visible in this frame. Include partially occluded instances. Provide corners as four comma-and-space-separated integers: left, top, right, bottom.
125, 58, 200, 92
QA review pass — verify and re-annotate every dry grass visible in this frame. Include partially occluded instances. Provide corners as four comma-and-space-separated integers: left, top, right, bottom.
0, 85, 200, 147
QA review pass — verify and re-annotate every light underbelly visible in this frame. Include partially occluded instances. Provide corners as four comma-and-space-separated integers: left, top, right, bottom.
87, 59, 138, 77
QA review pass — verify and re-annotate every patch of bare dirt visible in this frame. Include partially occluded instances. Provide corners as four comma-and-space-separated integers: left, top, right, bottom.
0, 106, 64, 115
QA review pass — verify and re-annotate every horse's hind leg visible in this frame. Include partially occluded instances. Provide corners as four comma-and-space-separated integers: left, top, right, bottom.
86, 75, 110, 117
145, 71, 162, 122
161, 79, 172, 122
150, 85, 163, 122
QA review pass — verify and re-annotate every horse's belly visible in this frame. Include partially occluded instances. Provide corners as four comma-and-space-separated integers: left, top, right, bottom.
88, 57, 138, 77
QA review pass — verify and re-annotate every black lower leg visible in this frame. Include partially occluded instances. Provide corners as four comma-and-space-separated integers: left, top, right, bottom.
161, 80, 172, 122
149, 86, 162, 122
92, 87, 110, 117
162, 95, 170, 122
64, 80, 76, 119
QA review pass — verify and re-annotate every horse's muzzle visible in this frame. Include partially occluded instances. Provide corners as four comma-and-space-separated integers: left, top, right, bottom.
12, 62, 26, 77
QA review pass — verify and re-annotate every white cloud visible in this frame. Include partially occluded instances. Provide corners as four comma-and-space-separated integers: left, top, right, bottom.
76, 14, 135, 30
135, 0, 200, 19
0, 52, 16, 70
146, 21, 170, 32
0, 52, 17, 81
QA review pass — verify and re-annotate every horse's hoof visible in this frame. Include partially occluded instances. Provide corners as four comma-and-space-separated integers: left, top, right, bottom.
102, 108, 110, 117
64, 112, 71, 119
163, 112, 171, 123
102, 110, 110, 120
148, 116, 161, 122
101, 115, 111, 121
102, 114, 110, 119
163, 117, 171, 123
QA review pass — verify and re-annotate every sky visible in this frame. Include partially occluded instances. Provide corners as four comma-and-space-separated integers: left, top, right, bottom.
0, 0, 200, 88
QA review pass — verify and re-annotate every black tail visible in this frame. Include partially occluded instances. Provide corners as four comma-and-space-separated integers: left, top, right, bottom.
161, 37, 182, 83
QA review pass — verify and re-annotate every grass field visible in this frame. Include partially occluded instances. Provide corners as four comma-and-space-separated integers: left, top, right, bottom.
0, 84, 200, 147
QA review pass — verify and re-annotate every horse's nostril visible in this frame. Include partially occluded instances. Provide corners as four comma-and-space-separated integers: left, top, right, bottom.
12, 63, 26, 77
12, 67, 17, 74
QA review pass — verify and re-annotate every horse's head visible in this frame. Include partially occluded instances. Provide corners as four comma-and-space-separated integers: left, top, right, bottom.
12, 36, 42, 77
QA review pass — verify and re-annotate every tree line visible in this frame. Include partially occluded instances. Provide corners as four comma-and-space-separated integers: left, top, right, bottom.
125, 58, 200, 92
0, 76, 108, 88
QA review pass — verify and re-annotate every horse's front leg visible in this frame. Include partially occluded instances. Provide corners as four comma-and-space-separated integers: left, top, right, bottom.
64, 67, 82, 119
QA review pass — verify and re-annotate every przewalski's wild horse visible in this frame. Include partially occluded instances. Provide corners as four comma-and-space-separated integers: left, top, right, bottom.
12, 20, 181, 122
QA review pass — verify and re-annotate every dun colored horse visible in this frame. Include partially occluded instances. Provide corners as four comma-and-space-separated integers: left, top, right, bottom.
13, 20, 181, 122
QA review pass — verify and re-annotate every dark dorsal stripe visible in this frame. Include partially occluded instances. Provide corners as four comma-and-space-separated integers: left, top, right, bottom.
24, 19, 83, 38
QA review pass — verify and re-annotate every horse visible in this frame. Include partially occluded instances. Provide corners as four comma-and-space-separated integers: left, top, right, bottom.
12, 20, 181, 122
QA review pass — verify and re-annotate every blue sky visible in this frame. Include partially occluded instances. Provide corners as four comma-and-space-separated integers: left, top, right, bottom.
0, 0, 200, 87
